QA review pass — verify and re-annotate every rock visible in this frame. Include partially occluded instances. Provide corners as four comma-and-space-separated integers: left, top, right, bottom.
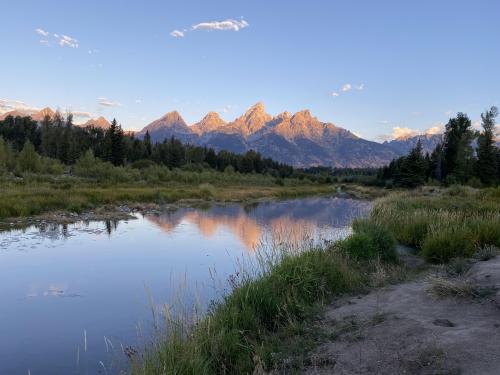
433, 318, 455, 327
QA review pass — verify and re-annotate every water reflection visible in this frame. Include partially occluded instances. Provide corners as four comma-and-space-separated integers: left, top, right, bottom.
145, 197, 372, 251
0, 196, 371, 375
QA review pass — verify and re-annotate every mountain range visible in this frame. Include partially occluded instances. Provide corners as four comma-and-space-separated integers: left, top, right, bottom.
5, 103, 491, 168
137, 103, 441, 167
0, 107, 111, 129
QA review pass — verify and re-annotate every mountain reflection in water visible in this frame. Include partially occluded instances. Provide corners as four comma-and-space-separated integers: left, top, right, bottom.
145, 197, 372, 251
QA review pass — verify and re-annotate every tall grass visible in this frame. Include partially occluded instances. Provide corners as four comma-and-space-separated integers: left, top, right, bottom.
132, 223, 398, 374
367, 186, 500, 262
0, 176, 336, 220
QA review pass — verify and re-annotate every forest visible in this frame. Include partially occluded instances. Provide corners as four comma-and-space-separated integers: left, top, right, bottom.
0, 112, 295, 179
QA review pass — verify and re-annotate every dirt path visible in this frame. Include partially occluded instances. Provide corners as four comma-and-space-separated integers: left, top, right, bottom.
304, 256, 500, 375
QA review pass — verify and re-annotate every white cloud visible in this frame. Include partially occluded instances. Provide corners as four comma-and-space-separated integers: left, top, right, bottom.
341, 83, 352, 92
71, 111, 92, 118
378, 120, 389, 125
35, 29, 79, 49
356, 84, 364, 90
135, 99, 142, 104
170, 30, 185, 38
97, 97, 121, 107
425, 123, 444, 135
170, 18, 249, 38
58, 35, 79, 48
444, 110, 453, 117
35, 28, 49, 37
331, 92, 340, 97
192, 19, 249, 32
392, 126, 419, 139
0, 99, 39, 115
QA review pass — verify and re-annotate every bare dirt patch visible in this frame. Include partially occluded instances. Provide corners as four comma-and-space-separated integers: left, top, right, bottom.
304, 257, 500, 375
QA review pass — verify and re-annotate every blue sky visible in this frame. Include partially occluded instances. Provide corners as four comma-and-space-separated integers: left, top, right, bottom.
1, 0, 499, 140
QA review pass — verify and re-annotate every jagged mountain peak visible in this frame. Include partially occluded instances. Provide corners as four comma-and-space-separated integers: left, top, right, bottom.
83, 116, 111, 129
229, 102, 272, 135
136, 104, 403, 168
276, 111, 291, 121
192, 111, 226, 134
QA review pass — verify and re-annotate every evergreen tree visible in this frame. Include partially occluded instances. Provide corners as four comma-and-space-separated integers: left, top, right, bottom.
105, 119, 125, 166
429, 143, 444, 182
442, 112, 475, 182
476, 106, 498, 185
0, 137, 8, 171
144, 131, 152, 157
395, 140, 427, 187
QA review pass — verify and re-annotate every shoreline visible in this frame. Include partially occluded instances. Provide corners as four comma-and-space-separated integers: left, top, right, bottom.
0, 183, 385, 231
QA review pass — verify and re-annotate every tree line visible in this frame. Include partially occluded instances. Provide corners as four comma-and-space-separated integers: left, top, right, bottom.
0, 112, 294, 177
378, 107, 500, 187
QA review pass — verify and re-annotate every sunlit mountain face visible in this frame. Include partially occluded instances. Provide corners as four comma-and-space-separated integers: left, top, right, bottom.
136, 102, 401, 168
144, 197, 372, 252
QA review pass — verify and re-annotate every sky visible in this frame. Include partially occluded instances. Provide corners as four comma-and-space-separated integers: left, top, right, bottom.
0, 0, 499, 140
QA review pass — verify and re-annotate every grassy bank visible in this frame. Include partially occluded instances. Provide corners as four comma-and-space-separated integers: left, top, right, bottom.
0, 171, 385, 220
366, 186, 500, 262
132, 222, 400, 374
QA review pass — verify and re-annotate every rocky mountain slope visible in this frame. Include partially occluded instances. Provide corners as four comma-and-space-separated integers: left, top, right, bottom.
137, 103, 404, 168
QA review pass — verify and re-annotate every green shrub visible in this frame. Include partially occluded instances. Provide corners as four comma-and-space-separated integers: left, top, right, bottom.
342, 221, 397, 262
421, 228, 477, 263
131, 159, 156, 169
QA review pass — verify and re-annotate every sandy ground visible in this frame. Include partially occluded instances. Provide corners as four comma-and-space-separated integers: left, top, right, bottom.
304, 255, 500, 375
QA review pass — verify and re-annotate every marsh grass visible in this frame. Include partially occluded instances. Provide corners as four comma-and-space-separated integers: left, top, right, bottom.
131, 223, 399, 374
367, 186, 500, 262
0, 177, 336, 220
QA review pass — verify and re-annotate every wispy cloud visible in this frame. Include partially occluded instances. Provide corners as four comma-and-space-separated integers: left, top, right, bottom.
35, 28, 49, 37
170, 30, 185, 38
97, 97, 121, 107
71, 111, 92, 119
192, 19, 249, 32
170, 18, 249, 38
35, 29, 79, 48
331, 83, 364, 98
135, 99, 142, 104
342, 84, 352, 92
0, 99, 39, 115
58, 34, 79, 48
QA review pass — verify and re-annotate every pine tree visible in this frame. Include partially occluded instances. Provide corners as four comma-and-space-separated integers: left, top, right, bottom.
0, 137, 7, 171
144, 131, 152, 157
396, 139, 427, 187
442, 112, 475, 182
476, 106, 498, 185
105, 119, 125, 166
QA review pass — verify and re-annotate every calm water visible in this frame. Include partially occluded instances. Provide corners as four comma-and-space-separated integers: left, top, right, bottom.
0, 196, 371, 375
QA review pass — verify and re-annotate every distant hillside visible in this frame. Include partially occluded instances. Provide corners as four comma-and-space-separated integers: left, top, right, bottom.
384, 133, 443, 155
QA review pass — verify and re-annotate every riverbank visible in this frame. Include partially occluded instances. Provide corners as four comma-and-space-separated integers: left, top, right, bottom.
0, 177, 386, 229
131, 186, 500, 374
